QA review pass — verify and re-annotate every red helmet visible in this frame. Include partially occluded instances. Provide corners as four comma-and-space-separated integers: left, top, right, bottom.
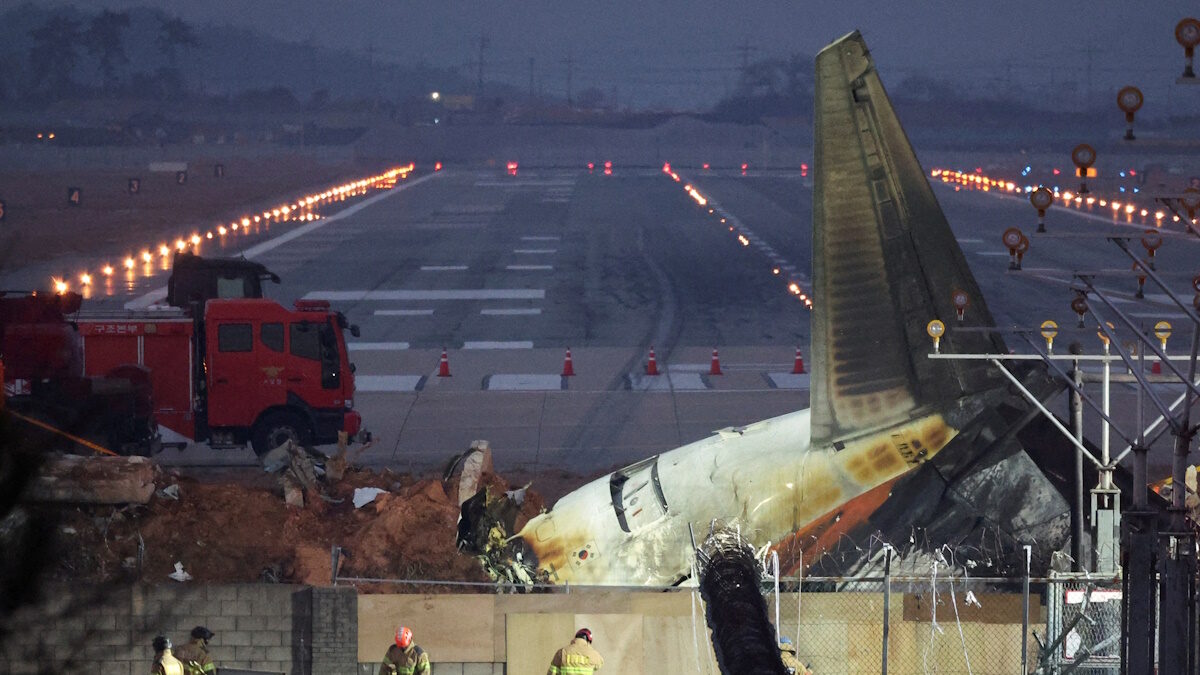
575, 628, 592, 643
395, 626, 413, 649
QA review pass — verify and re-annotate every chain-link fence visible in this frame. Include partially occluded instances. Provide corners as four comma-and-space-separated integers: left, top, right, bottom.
333, 545, 1148, 674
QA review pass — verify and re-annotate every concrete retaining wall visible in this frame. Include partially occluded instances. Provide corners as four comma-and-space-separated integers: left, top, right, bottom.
0, 584, 357, 675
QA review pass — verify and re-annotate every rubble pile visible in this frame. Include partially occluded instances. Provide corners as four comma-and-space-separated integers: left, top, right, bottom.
17, 443, 554, 590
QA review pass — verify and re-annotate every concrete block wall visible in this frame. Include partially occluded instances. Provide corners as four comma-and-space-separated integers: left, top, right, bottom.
312, 587, 358, 675
0, 583, 341, 675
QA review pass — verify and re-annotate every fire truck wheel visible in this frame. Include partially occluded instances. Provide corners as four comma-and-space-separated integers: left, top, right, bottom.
251, 411, 312, 457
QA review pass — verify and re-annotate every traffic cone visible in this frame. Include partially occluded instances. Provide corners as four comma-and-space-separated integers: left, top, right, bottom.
1152, 360, 1162, 375
562, 348, 575, 376
437, 348, 451, 377
710, 348, 723, 375
792, 347, 806, 374
646, 346, 660, 376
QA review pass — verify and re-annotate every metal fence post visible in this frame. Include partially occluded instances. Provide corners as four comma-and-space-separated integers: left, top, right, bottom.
1022, 545, 1031, 675
330, 545, 341, 586
883, 545, 892, 675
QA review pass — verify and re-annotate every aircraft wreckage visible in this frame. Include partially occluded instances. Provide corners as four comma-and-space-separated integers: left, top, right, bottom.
459, 31, 1139, 586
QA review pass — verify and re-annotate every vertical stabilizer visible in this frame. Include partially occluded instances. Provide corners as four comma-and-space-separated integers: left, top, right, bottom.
810, 31, 1005, 448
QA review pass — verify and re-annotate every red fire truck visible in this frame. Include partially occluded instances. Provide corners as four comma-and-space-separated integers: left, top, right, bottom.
3, 253, 363, 456
77, 298, 362, 455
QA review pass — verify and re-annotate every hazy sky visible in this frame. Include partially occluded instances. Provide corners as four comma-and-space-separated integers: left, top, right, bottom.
33, 1, 1200, 109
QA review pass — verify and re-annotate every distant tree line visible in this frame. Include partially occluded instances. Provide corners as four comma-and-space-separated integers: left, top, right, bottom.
709, 54, 814, 124
2, 8, 199, 103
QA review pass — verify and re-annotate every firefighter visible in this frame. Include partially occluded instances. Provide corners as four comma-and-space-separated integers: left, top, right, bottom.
151, 635, 184, 675
547, 628, 604, 675
379, 625, 430, 675
779, 637, 812, 675
173, 626, 216, 675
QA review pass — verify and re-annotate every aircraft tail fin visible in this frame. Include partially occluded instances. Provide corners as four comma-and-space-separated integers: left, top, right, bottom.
809, 31, 1006, 448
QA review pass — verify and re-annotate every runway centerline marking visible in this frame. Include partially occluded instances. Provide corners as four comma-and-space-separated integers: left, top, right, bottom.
304, 289, 545, 301
463, 341, 534, 349
506, 265, 554, 271
421, 265, 468, 271
348, 342, 411, 351
374, 309, 435, 316
521, 236, 560, 241
513, 249, 557, 254
481, 308, 542, 316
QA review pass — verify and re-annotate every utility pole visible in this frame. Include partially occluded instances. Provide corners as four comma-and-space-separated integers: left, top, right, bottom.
367, 42, 377, 111
737, 37, 753, 74
528, 57, 536, 102
476, 34, 489, 99
563, 51, 574, 107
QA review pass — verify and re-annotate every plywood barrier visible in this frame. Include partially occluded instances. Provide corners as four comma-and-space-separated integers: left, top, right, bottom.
358, 591, 1042, 674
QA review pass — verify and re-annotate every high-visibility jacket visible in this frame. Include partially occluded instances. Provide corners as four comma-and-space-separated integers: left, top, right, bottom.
380, 643, 430, 675
152, 649, 185, 675
547, 638, 604, 675
780, 643, 811, 675
173, 638, 216, 675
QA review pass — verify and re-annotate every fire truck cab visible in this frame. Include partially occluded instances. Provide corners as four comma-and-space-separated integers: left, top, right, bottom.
78, 298, 361, 455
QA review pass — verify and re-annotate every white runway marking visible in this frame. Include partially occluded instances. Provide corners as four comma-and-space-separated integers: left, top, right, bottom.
521, 236, 560, 241
348, 342, 411, 351
421, 265, 468, 271
767, 373, 811, 389
484, 374, 564, 391
305, 289, 545, 301
627, 372, 709, 391
481, 308, 542, 316
374, 309, 435, 316
506, 265, 554, 271
513, 249, 557, 254
126, 173, 440, 309
356, 375, 425, 392
463, 341, 534, 349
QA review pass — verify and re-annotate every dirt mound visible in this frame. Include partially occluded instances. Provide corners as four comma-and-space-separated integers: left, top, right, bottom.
33, 463, 553, 591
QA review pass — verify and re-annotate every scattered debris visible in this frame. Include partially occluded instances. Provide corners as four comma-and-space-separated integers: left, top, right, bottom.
156, 484, 181, 501
168, 562, 192, 582
25, 441, 557, 588
353, 487, 388, 509
24, 453, 157, 504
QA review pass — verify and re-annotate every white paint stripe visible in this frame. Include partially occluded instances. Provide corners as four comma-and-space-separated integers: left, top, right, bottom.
506, 265, 554, 271
485, 374, 563, 391
627, 372, 709, 391
481, 308, 542, 316
463, 341, 534, 349
374, 309, 435, 316
513, 249, 557, 254
768, 373, 811, 389
305, 289, 545, 301
356, 375, 424, 392
126, 173, 440, 309
421, 265, 468, 271
1129, 312, 1192, 318
521, 236, 560, 241
347, 342, 410, 351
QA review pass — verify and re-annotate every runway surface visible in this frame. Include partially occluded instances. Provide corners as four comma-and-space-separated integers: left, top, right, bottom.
6, 164, 1198, 480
